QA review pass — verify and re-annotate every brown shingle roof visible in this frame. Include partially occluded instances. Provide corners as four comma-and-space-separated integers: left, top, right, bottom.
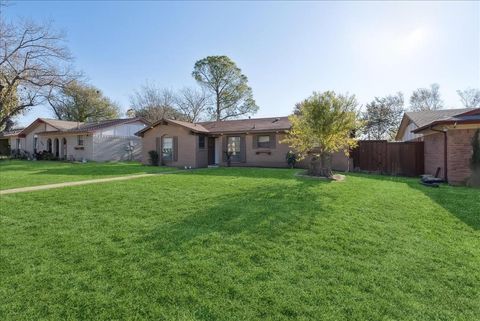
167, 119, 210, 133
405, 108, 474, 128
40, 118, 85, 130
20, 117, 147, 136
135, 116, 291, 137
412, 108, 480, 133
135, 119, 209, 137
70, 117, 148, 133
0, 128, 24, 137
199, 117, 291, 133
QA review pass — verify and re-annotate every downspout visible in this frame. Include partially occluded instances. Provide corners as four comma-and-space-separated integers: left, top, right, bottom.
430, 127, 448, 182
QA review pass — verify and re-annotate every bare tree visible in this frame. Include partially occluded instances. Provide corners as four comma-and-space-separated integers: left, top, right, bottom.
0, 18, 77, 129
129, 83, 184, 123
457, 88, 480, 108
409, 83, 444, 111
175, 87, 209, 122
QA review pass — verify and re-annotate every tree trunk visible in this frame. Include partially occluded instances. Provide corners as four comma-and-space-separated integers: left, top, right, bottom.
216, 89, 221, 121
308, 153, 333, 178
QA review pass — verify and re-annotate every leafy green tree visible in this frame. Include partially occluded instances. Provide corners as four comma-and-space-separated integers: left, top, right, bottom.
192, 56, 258, 121
48, 81, 120, 122
283, 91, 360, 177
362, 92, 404, 140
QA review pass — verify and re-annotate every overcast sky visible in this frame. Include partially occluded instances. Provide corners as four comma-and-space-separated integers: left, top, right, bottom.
4, 1, 480, 126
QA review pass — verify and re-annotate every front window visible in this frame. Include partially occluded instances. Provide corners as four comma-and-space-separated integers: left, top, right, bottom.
162, 137, 173, 161
47, 138, 52, 153
198, 135, 205, 149
33, 136, 38, 152
227, 136, 241, 162
16, 139, 20, 149
257, 135, 270, 148
77, 135, 84, 146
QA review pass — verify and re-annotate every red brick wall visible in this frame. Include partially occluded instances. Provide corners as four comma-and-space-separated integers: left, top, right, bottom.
447, 129, 475, 185
423, 129, 477, 185
424, 132, 445, 179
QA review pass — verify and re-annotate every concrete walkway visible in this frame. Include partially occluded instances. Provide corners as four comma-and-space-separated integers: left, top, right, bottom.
0, 171, 180, 195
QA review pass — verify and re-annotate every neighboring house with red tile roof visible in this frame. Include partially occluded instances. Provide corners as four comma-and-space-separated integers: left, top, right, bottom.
136, 116, 351, 170
396, 108, 480, 185
5, 117, 149, 161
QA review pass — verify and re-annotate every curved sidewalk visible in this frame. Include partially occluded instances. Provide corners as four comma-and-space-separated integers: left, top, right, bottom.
0, 171, 179, 195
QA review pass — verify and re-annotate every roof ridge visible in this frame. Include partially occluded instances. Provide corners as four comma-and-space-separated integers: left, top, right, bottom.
406, 108, 473, 114
198, 116, 289, 124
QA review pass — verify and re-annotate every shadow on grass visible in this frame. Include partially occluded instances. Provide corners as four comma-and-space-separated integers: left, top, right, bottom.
185, 167, 305, 180
143, 178, 332, 254
347, 172, 480, 230
19, 162, 172, 177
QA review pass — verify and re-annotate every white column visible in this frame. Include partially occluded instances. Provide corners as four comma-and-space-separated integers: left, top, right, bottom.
215, 137, 222, 164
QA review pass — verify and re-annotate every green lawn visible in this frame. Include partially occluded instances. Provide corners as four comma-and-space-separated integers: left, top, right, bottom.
0, 167, 479, 320
0, 160, 174, 190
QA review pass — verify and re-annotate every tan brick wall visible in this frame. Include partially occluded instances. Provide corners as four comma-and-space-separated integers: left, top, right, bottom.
424, 132, 445, 179
141, 123, 197, 167
142, 127, 351, 170
218, 132, 350, 170
447, 129, 475, 185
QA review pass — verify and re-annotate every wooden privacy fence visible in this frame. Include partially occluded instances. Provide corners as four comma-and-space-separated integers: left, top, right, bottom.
351, 140, 424, 177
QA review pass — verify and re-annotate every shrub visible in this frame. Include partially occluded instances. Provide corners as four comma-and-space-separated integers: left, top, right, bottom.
148, 150, 159, 166
468, 129, 480, 187
286, 151, 297, 168
11, 149, 28, 160
224, 151, 233, 167
35, 151, 57, 161
471, 129, 480, 170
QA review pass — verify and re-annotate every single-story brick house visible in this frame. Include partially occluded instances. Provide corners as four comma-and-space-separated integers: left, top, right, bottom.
0, 128, 23, 155
395, 108, 474, 142
136, 116, 350, 170
397, 108, 480, 185
3, 117, 149, 161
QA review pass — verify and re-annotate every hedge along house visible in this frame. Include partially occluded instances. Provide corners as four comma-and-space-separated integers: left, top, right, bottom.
136, 116, 350, 170
7, 117, 149, 161
410, 108, 480, 185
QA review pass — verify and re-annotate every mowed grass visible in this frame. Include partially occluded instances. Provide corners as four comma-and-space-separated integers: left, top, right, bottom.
0, 168, 479, 320
0, 160, 174, 190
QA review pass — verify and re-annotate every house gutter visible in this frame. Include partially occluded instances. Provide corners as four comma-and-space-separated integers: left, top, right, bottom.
430, 127, 448, 182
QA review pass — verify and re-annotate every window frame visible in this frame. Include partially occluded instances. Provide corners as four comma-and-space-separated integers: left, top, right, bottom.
198, 135, 206, 149
33, 136, 38, 153
77, 135, 84, 146
162, 137, 174, 162
227, 136, 241, 162
257, 135, 271, 148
